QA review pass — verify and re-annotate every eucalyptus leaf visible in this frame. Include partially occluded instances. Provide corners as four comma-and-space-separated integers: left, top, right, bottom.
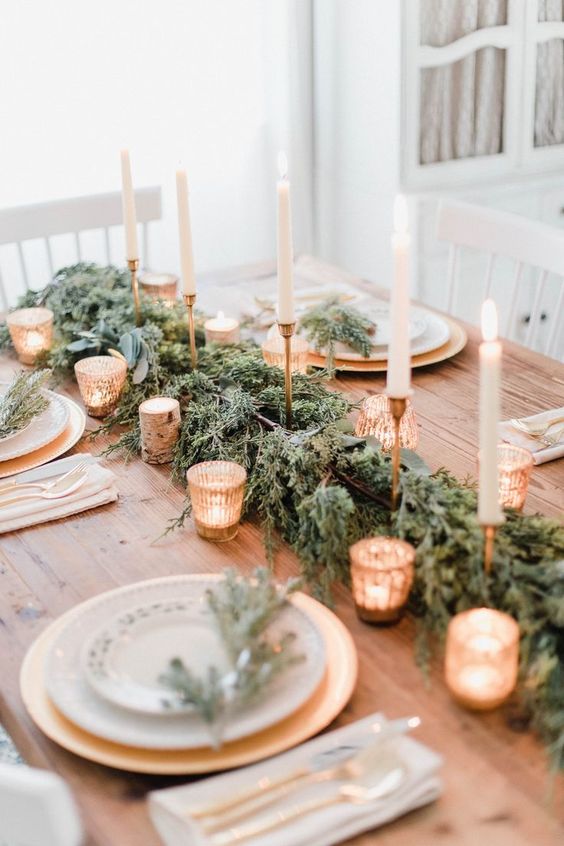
400, 448, 432, 476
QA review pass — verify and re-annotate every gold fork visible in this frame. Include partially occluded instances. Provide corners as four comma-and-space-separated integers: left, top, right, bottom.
0, 464, 88, 508
510, 415, 564, 438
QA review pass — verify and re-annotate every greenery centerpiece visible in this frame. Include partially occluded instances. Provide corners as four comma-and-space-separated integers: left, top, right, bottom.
0, 263, 562, 769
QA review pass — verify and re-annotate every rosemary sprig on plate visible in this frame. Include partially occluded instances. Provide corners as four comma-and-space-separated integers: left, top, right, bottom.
0, 369, 50, 440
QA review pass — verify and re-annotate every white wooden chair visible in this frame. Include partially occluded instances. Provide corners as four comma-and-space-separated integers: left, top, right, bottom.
0, 763, 83, 846
0, 187, 161, 308
436, 199, 564, 360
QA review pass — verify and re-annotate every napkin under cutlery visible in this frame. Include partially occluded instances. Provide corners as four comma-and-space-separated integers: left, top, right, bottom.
149, 713, 443, 846
0, 461, 118, 533
500, 407, 564, 464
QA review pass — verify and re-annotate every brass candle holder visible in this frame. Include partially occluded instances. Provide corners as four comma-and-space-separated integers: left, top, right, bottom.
187, 460, 247, 542
277, 321, 296, 429
386, 394, 409, 510
128, 258, 141, 327
481, 524, 498, 575
445, 608, 520, 711
7, 307, 54, 364
349, 535, 416, 624
184, 293, 198, 369
355, 394, 418, 451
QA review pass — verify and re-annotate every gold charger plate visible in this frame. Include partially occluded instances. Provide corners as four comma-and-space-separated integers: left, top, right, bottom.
0, 397, 86, 479
307, 314, 467, 373
20, 590, 358, 775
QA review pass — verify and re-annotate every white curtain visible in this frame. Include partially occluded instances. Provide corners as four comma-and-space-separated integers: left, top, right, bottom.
419, 0, 507, 164
535, 0, 564, 147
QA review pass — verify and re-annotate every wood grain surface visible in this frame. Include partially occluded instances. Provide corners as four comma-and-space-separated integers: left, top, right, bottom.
0, 257, 562, 846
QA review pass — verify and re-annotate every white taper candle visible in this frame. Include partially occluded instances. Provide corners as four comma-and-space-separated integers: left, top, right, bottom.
386, 195, 411, 398
120, 149, 138, 261
478, 299, 503, 525
176, 169, 196, 296
276, 152, 295, 324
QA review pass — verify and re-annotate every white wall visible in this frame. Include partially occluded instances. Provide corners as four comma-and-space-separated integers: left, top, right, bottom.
312, 0, 402, 287
0, 0, 287, 279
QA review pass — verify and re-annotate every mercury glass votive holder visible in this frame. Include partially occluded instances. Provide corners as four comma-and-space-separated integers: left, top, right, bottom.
349, 536, 416, 624
7, 307, 54, 364
74, 355, 128, 418
355, 394, 418, 451
445, 608, 520, 711
139, 272, 179, 304
497, 443, 533, 510
187, 460, 247, 542
261, 335, 309, 374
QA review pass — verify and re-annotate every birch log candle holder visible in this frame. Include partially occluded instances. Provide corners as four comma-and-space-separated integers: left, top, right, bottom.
445, 608, 520, 711
204, 311, 240, 345
74, 355, 127, 418
7, 308, 54, 364
355, 394, 418, 451
139, 397, 181, 464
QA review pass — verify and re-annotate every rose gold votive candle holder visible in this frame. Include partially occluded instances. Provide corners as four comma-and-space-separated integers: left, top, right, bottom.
497, 443, 533, 510
261, 335, 309, 374
355, 394, 418, 451
139, 272, 178, 304
74, 355, 127, 418
204, 311, 241, 345
349, 536, 416, 624
7, 307, 54, 364
139, 396, 181, 464
187, 460, 247, 542
445, 608, 520, 711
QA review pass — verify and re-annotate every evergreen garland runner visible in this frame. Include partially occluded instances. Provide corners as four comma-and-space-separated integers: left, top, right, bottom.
1, 263, 562, 769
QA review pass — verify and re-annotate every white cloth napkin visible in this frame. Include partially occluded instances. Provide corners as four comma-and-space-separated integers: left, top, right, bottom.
149, 713, 443, 846
0, 463, 118, 533
499, 407, 564, 465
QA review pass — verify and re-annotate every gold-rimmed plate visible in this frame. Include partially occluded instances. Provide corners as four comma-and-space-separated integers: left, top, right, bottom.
0, 397, 86, 479
307, 315, 467, 373
20, 582, 358, 774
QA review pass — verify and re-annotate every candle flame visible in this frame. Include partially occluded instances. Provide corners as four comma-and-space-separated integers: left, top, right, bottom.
217, 310, 225, 320
481, 299, 498, 342
393, 194, 408, 235
277, 151, 288, 180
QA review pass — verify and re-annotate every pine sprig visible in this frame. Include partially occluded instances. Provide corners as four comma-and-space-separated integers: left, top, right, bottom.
300, 296, 375, 374
0, 370, 50, 439
158, 568, 304, 745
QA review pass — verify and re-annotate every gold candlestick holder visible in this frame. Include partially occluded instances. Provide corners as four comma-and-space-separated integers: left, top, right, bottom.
481, 524, 498, 575
184, 293, 198, 369
128, 259, 141, 327
277, 321, 296, 429
387, 395, 408, 510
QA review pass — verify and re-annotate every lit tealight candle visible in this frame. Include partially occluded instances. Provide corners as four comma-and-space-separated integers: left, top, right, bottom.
187, 461, 247, 542
204, 311, 240, 346
74, 355, 127, 418
139, 396, 181, 464
139, 272, 179, 305
349, 536, 416, 624
7, 308, 54, 365
445, 608, 519, 710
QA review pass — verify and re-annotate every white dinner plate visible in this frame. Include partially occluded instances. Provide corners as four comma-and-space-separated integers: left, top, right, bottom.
0, 384, 70, 461
329, 310, 451, 362
47, 575, 326, 750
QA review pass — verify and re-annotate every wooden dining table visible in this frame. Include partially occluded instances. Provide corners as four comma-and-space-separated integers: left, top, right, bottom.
0, 257, 562, 846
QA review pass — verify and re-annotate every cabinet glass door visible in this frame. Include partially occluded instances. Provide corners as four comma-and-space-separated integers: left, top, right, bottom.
534, 1, 564, 148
